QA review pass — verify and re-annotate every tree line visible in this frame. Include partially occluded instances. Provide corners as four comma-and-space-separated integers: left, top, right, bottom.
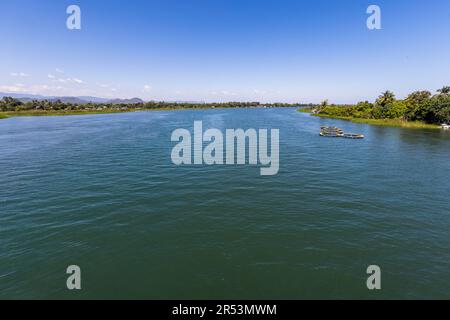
313, 86, 450, 124
0, 98, 300, 112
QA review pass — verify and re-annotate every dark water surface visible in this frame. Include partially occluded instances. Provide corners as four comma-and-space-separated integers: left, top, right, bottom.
1, 108, 449, 299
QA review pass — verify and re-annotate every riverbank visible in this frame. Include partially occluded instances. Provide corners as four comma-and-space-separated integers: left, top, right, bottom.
0, 110, 139, 120
0, 109, 136, 119
0, 109, 201, 120
299, 109, 440, 129
0, 106, 301, 120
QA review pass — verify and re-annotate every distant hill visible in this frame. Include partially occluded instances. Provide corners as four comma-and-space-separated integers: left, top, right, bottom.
74, 96, 111, 103
0, 93, 49, 101
108, 98, 144, 105
0, 93, 141, 105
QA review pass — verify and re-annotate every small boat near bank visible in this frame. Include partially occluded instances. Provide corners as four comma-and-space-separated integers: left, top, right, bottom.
320, 126, 364, 139
320, 126, 343, 137
320, 126, 342, 131
319, 131, 343, 137
343, 133, 365, 139
442, 124, 450, 130
320, 126, 343, 135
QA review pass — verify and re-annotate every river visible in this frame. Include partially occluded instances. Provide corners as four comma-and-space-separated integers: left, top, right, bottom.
1, 108, 449, 299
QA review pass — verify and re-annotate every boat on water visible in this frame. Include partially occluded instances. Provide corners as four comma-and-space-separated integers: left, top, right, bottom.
321, 126, 341, 130
442, 124, 450, 130
343, 133, 365, 139
320, 126, 364, 139
320, 132, 343, 137
320, 126, 344, 137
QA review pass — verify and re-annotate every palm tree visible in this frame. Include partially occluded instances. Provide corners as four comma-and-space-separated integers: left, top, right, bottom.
376, 91, 396, 107
437, 86, 450, 95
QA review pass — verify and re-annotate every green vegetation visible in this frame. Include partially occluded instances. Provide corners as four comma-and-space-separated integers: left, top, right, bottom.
314, 114, 439, 129
0, 98, 301, 119
1, 109, 133, 118
302, 87, 450, 128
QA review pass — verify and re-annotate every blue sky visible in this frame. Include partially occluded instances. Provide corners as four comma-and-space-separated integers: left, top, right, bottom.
1, 0, 449, 103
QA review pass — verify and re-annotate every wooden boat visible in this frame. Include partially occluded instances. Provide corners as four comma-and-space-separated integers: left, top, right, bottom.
319, 126, 364, 139
321, 128, 343, 132
321, 126, 343, 131
320, 126, 344, 137
320, 132, 343, 137
321, 130, 344, 135
320, 126, 343, 132
343, 133, 365, 139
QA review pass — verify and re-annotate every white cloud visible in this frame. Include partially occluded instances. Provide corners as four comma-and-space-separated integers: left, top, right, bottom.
253, 89, 267, 95
219, 91, 237, 96
57, 77, 84, 84
10, 72, 29, 77
0, 83, 72, 95
0, 85, 27, 92
55, 68, 64, 73
49, 73, 86, 84
143, 84, 152, 92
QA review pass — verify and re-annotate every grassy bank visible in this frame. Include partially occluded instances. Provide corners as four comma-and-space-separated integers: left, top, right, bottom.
0, 108, 228, 119
0, 109, 136, 119
310, 113, 440, 129
0, 105, 296, 120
